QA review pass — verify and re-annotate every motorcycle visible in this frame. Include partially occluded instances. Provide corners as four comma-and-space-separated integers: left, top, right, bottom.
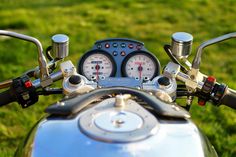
0, 30, 236, 157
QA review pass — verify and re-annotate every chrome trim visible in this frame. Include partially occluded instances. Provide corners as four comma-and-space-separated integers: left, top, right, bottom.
32, 71, 62, 88
17, 115, 218, 157
79, 98, 159, 143
52, 34, 69, 59
171, 32, 193, 59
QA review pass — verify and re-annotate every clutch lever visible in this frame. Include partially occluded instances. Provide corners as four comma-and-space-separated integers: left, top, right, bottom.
0, 79, 13, 89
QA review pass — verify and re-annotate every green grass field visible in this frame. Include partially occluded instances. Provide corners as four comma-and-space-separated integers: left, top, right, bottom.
0, 0, 236, 156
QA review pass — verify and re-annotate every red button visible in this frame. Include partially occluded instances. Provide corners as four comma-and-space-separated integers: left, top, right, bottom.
24, 81, 32, 88
207, 76, 216, 83
198, 100, 206, 106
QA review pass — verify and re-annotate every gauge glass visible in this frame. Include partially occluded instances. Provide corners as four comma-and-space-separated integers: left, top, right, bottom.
82, 53, 114, 80
124, 54, 156, 80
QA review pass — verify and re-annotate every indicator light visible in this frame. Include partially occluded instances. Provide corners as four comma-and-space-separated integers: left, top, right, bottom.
121, 51, 126, 56
112, 43, 118, 47
97, 44, 102, 49
105, 43, 110, 48
113, 51, 118, 56
128, 44, 134, 49
121, 43, 126, 48
136, 45, 142, 50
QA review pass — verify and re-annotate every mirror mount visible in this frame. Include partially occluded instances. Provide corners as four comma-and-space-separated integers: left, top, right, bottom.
189, 32, 236, 82
0, 30, 52, 87
192, 32, 236, 69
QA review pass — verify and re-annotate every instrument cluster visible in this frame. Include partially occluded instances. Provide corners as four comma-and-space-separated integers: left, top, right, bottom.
78, 38, 161, 81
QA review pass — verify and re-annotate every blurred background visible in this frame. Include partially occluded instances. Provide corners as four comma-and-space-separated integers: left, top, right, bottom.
0, 0, 236, 156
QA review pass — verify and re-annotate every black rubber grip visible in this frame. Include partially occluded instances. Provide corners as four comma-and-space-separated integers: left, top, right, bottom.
0, 89, 16, 107
221, 88, 236, 109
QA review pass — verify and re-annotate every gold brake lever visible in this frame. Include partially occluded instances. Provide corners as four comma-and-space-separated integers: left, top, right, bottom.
0, 79, 13, 89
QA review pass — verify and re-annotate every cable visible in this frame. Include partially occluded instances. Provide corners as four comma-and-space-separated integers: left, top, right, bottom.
164, 44, 188, 73
46, 46, 54, 61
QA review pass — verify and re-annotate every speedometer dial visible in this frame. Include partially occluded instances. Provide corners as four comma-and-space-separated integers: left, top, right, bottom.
122, 52, 159, 80
78, 51, 116, 80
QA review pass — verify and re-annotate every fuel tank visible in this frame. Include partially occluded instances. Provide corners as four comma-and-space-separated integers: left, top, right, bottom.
15, 97, 218, 157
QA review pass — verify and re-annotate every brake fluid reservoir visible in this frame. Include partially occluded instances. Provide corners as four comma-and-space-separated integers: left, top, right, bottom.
171, 32, 193, 59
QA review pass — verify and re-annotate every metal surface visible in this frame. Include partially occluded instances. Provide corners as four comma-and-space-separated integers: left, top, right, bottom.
32, 71, 62, 88
52, 34, 69, 59
163, 62, 203, 92
16, 112, 218, 157
154, 75, 177, 99
60, 61, 95, 95
0, 30, 52, 87
98, 77, 142, 88
79, 98, 159, 143
62, 74, 95, 95
171, 32, 193, 59
192, 32, 236, 69
143, 75, 177, 101
115, 94, 131, 108
94, 111, 143, 132
99, 74, 178, 94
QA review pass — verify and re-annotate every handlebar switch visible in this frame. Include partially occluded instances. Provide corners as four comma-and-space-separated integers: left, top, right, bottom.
10, 75, 38, 108
198, 76, 216, 106
158, 76, 170, 86
211, 83, 227, 105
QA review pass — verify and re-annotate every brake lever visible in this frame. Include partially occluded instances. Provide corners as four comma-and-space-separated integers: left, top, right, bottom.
0, 79, 13, 89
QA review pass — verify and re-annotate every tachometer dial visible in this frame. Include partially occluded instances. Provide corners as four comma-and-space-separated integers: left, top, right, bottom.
78, 51, 116, 80
122, 52, 159, 80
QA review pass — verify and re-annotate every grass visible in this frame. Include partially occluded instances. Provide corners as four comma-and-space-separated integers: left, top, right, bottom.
0, 0, 236, 156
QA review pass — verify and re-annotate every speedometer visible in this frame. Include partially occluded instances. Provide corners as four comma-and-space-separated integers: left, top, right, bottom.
122, 51, 160, 80
78, 50, 116, 80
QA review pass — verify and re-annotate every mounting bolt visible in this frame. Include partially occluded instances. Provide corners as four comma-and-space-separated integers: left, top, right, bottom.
115, 94, 131, 108
190, 75, 195, 80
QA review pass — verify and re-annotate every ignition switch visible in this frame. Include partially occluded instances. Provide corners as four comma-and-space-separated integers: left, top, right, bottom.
158, 76, 170, 86
69, 75, 82, 85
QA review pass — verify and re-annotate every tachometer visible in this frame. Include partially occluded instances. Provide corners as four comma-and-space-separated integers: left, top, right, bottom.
122, 51, 160, 80
78, 50, 116, 80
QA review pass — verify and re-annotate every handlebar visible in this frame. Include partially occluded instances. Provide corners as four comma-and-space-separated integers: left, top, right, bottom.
32, 71, 63, 88
0, 71, 63, 107
221, 88, 236, 109
0, 89, 16, 107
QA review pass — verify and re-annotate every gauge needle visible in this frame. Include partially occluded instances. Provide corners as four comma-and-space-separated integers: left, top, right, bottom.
138, 63, 142, 80
96, 62, 99, 81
